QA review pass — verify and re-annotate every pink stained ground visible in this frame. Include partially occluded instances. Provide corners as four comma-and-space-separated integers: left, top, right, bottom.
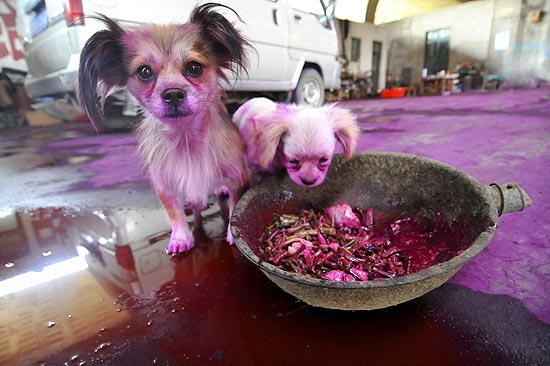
337, 87, 550, 323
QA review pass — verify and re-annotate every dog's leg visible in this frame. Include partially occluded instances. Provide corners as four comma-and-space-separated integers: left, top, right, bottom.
215, 187, 233, 244
192, 204, 204, 228
225, 197, 236, 245
218, 186, 245, 245
190, 203, 207, 241
216, 187, 230, 226
156, 189, 195, 253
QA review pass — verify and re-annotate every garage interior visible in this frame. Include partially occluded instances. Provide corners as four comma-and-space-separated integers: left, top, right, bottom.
0, 1, 549, 365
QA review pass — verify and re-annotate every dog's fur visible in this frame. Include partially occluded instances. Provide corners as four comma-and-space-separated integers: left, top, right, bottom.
233, 97, 359, 188
77, 3, 251, 253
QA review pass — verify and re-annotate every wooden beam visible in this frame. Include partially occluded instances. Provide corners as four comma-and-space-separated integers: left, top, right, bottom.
366, 0, 379, 23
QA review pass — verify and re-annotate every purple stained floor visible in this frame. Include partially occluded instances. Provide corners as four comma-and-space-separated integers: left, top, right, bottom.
0, 86, 549, 365
338, 88, 550, 324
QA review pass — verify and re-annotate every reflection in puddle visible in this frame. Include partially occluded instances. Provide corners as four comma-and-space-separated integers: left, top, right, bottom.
0, 200, 540, 365
0, 255, 88, 297
71, 206, 175, 296
0, 203, 225, 294
0, 202, 223, 365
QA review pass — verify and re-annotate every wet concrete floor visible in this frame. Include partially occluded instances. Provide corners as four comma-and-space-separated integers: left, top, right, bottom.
0, 87, 549, 365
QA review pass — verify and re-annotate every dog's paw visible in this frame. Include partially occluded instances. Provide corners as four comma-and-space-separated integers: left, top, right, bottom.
226, 227, 235, 245
167, 238, 195, 254
215, 186, 230, 198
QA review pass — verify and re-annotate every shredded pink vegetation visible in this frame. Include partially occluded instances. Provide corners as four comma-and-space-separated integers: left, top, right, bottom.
258, 203, 469, 282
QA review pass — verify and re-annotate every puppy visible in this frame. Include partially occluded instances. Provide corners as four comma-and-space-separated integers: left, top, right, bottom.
233, 97, 359, 188
77, 3, 251, 253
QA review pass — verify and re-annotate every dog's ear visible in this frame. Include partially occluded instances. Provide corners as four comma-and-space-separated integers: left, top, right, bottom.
77, 14, 127, 130
327, 105, 360, 160
189, 3, 251, 80
255, 114, 289, 169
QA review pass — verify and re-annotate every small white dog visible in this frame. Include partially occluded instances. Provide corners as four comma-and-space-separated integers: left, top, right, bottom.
233, 97, 359, 188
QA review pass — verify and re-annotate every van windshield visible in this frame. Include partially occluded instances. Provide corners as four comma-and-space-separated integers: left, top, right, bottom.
289, 0, 333, 17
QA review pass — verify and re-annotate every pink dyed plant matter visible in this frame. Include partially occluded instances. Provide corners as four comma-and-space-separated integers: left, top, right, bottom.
258, 203, 469, 282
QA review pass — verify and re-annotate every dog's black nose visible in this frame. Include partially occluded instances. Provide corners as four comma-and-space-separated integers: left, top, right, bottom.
300, 177, 317, 186
162, 88, 186, 107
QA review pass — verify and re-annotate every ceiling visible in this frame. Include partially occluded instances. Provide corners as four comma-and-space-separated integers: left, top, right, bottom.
368, 0, 474, 24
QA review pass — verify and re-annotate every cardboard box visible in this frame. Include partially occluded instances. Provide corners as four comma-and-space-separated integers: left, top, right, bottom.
25, 110, 63, 126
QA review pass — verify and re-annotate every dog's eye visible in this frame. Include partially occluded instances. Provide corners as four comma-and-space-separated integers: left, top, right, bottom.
184, 61, 203, 78
319, 157, 329, 164
136, 65, 154, 81
289, 159, 300, 167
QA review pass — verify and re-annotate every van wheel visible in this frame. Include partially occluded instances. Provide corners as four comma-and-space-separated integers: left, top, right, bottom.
293, 68, 324, 107
98, 94, 141, 132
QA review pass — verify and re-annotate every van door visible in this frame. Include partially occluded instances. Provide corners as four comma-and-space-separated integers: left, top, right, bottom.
286, 0, 338, 85
223, 0, 293, 91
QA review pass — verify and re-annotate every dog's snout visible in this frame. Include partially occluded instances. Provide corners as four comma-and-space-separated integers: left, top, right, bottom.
162, 88, 186, 107
300, 177, 317, 186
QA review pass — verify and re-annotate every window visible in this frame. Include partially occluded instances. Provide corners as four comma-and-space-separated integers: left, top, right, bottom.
424, 28, 451, 74
351, 37, 361, 62
372, 41, 382, 86
494, 31, 510, 51
289, 0, 333, 28
289, 0, 326, 16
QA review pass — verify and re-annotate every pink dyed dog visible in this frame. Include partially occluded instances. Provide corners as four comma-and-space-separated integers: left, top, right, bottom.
233, 97, 360, 188
77, 4, 251, 253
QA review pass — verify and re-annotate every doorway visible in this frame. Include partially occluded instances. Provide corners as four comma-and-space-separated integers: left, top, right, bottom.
424, 28, 450, 74
372, 41, 382, 89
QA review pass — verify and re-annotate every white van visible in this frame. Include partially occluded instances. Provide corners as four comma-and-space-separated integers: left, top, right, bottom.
16, 0, 341, 119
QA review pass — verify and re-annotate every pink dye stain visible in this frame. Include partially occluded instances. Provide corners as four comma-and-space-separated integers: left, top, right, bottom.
48, 134, 148, 188
338, 87, 550, 323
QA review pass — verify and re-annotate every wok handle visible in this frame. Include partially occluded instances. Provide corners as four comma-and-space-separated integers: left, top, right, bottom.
488, 182, 532, 216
